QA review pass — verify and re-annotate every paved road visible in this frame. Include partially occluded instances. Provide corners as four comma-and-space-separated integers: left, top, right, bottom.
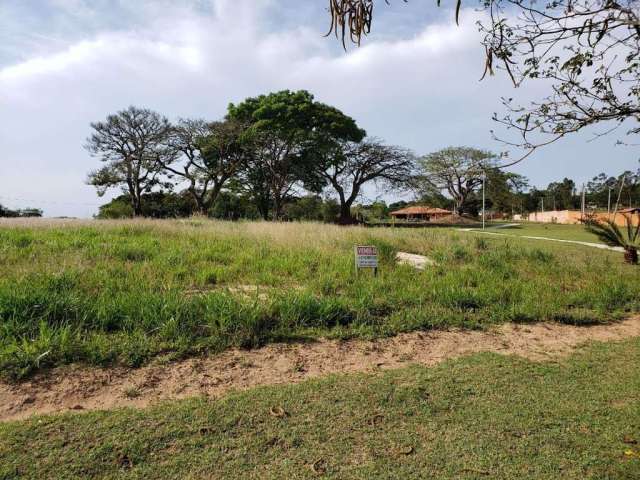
460, 226, 624, 252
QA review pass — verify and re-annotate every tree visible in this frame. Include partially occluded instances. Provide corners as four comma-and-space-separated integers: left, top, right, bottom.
587, 173, 618, 208
546, 178, 578, 211
483, 167, 529, 214
227, 90, 365, 220
160, 119, 251, 214
210, 191, 261, 221
85, 106, 172, 216
0, 205, 43, 218
96, 192, 197, 219
284, 195, 325, 221
327, 1, 640, 155
315, 138, 415, 223
416, 147, 497, 215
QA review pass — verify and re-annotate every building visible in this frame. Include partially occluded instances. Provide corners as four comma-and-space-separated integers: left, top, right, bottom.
524, 209, 639, 226
390, 206, 453, 222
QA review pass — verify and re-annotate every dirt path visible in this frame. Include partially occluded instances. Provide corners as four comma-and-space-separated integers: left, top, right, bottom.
2, 317, 640, 422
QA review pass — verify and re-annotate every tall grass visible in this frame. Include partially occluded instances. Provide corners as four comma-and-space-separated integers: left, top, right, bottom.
0, 219, 638, 379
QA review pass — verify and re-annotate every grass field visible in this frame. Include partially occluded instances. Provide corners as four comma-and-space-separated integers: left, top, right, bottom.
1, 338, 638, 479
1, 219, 639, 379
479, 223, 604, 243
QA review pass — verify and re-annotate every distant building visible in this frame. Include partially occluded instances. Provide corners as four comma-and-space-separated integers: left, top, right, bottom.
523, 209, 639, 226
390, 206, 453, 222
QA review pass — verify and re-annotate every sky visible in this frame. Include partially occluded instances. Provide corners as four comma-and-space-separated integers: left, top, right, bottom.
1, 0, 638, 218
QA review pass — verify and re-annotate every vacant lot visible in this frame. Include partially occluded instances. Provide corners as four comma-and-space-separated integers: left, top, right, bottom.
1, 338, 638, 479
1, 219, 639, 379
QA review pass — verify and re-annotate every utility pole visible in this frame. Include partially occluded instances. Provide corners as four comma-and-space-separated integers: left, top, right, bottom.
613, 174, 626, 220
482, 172, 486, 230
607, 187, 612, 216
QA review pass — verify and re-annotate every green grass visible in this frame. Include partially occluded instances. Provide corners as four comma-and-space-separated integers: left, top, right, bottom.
1, 338, 638, 479
480, 223, 604, 243
0, 219, 639, 379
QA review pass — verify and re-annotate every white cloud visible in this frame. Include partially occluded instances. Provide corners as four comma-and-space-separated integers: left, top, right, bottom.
0, 1, 636, 217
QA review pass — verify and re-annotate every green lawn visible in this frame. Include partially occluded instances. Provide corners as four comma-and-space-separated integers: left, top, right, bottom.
1, 338, 638, 479
1, 219, 639, 379
480, 223, 603, 243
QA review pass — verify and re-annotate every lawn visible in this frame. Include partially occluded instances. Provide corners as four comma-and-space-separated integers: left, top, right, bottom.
479, 222, 604, 243
1, 219, 639, 379
1, 338, 638, 479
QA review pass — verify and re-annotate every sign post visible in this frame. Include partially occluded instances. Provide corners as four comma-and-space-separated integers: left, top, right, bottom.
354, 245, 378, 277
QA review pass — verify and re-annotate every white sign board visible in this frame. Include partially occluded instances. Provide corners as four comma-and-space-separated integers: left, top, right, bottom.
355, 245, 378, 270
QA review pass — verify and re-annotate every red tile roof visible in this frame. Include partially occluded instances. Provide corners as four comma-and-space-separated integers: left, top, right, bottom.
390, 206, 452, 216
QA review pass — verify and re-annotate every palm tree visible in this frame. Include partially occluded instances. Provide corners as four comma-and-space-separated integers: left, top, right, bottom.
586, 214, 640, 265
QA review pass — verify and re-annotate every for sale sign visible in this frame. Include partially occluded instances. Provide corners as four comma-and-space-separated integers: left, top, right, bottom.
355, 245, 378, 270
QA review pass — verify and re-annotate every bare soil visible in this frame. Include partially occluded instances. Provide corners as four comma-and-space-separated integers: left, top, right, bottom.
2, 317, 639, 422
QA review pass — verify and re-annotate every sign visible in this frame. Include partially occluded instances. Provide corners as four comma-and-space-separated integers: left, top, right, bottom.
355, 245, 378, 274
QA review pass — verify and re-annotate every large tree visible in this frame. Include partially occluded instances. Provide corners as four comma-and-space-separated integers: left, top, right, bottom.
160, 119, 251, 214
227, 90, 365, 219
85, 106, 172, 216
315, 138, 415, 223
326, 1, 640, 156
416, 146, 497, 215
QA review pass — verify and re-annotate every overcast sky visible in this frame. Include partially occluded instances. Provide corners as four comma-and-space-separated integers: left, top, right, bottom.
1, 0, 638, 217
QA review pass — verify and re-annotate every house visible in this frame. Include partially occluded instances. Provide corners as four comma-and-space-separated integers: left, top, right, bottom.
390, 206, 453, 222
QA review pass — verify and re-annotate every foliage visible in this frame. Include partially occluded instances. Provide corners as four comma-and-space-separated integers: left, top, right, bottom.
0, 220, 638, 378
415, 147, 498, 215
0, 205, 43, 218
227, 90, 365, 219
161, 119, 253, 213
586, 214, 640, 263
85, 106, 173, 216
209, 191, 260, 220
96, 193, 196, 219
314, 138, 415, 223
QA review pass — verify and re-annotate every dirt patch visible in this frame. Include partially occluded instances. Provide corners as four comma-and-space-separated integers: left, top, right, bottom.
396, 252, 436, 270
1, 317, 639, 422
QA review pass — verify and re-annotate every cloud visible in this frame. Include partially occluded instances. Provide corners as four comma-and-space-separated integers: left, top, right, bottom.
0, 1, 636, 217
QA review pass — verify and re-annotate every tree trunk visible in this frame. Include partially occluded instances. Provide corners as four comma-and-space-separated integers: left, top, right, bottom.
131, 196, 143, 217
203, 184, 224, 217
624, 247, 638, 265
338, 202, 356, 225
272, 193, 283, 221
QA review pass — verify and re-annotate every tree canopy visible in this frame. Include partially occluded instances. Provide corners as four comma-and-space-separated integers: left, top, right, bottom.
85, 106, 173, 216
227, 90, 366, 219
161, 119, 252, 214
314, 138, 415, 223
415, 147, 498, 215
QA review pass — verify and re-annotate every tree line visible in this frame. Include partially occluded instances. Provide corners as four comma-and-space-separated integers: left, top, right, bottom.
87, 90, 413, 224
87, 90, 640, 223
0, 205, 43, 218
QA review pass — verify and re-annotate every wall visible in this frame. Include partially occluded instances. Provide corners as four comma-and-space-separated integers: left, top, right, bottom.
524, 210, 639, 226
